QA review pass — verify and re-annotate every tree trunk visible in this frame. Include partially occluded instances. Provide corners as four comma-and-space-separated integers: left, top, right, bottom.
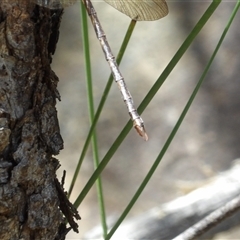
0, 1, 80, 239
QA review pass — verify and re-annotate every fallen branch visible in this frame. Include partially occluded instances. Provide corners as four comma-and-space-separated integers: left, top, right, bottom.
84, 160, 240, 239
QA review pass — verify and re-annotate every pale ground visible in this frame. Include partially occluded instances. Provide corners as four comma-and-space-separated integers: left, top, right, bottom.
51, 1, 240, 239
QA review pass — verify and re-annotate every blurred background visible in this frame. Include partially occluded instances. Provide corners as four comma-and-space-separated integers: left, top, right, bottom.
52, 1, 240, 239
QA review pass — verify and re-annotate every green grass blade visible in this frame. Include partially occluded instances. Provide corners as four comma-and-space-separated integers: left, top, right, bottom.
73, 0, 221, 210
77, 1, 108, 237
68, 20, 137, 198
107, 2, 240, 238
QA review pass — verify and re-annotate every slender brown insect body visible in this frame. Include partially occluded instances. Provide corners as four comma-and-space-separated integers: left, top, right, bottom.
33, 0, 168, 140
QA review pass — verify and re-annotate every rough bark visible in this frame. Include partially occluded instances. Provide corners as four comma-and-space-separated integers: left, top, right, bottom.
0, 1, 80, 239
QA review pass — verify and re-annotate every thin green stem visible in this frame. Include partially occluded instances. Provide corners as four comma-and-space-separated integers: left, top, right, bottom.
68, 20, 137, 197
107, 1, 240, 237
74, 0, 221, 210
78, 1, 108, 237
